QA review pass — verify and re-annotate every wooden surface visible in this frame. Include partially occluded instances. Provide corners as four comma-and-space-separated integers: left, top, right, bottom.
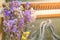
0, 14, 3, 40
37, 14, 60, 19
30, 2, 60, 10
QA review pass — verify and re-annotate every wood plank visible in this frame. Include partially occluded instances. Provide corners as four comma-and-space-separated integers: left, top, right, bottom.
30, 2, 60, 10
37, 14, 60, 18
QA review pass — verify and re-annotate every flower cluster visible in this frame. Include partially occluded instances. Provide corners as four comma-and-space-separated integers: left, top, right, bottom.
9, 0, 21, 10
3, 0, 31, 40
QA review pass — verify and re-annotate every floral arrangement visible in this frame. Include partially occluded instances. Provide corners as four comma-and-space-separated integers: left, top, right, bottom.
3, 0, 33, 40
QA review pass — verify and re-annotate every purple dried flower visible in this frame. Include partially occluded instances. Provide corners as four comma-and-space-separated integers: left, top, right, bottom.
11, 27, 17, 32
10, 25, 17, 33
15, 1, 21, 7
3, 20, 7, 26
7, 20, 14, 26
24, 10, 30, 16
19, 17, 24, 28
9, 0, 21, 9
25, 2, 30, 7
3, 28, 7, 32
23, 10, 31, 22
17, 33, 20, 39
9, 2, 14, 9
4, 10, 9, 16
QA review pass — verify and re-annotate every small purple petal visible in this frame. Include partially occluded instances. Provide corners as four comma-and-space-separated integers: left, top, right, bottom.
11, 25, 17, 32
8, 20, 14, 25
19, 17, 24, 28
9, 0, 21, 9
4, 10, 9, 16
24, 10, 30, 16
3, 28, 7, 32
25, 2, 30, 7
17, 33, 20, 38
24, 10, 31, 22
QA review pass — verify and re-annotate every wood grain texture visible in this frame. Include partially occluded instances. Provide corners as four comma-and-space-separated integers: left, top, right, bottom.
30, 2, 60, 10
36, 14, 60, 18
